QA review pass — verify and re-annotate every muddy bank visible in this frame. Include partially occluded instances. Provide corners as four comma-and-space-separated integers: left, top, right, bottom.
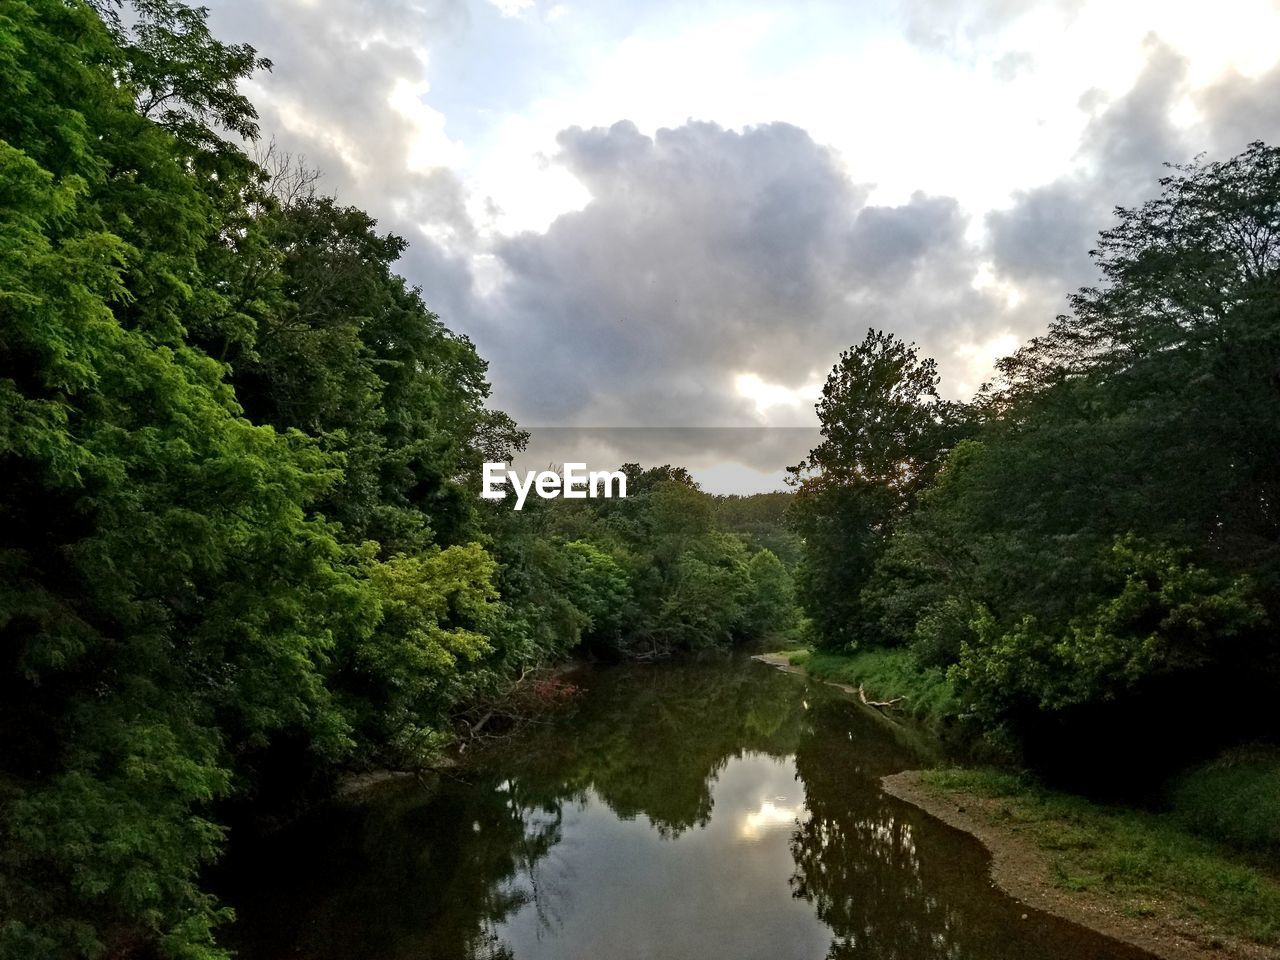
881, 770, 1279, 960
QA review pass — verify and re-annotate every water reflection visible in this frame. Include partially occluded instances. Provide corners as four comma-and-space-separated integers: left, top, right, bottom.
222, 657, 1153, 960
739, 796, 805, 841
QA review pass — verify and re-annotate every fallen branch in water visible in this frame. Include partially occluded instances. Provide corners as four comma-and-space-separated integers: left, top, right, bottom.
469, 711, 494, 737
858, 683, 907, 710
453, 666, 582, 751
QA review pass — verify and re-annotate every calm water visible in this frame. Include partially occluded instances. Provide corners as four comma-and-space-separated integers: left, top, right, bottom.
223, 656, 1153, 960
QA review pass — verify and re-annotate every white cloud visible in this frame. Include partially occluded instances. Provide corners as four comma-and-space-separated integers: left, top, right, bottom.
488, 0, 535, 16
204, 0, 1280, 485
734, 373, 822, 418
388, 77, 467, 173
953, 332, 1021, 397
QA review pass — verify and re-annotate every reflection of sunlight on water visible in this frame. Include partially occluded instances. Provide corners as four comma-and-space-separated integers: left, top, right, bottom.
739, 798, 807, 840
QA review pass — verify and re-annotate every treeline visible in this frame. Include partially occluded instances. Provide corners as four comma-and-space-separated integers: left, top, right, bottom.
500, 466, 798, 662
0, 3, 796, 958
791, 142, 1280, 787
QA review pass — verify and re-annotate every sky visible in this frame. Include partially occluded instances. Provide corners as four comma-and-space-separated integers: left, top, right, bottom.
207, 0, 1280, 492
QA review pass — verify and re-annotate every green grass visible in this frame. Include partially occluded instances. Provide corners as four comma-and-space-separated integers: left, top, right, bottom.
919, 767, 1280, 946
786, 647, 961, 731
1170, 745, 1280, 856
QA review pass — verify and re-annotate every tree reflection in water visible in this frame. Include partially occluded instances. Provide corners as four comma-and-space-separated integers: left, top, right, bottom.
223, 656, 1154, 960
791, 697, 955, 959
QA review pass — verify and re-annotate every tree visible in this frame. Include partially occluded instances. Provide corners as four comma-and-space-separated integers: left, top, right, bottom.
744, 549, 796, 636
795, 329, 959, 490
0, 4, 367, 956
0, 4, 527, 956
870, 144, 1280, 777
558, 541, 632, 649
789, 330, 963, 650
227, 195, 526, 553
987, 144, 1280, 589
348, 544, 500, 765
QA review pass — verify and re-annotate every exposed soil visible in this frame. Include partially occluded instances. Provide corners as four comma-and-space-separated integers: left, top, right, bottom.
881, 770, 1280, 960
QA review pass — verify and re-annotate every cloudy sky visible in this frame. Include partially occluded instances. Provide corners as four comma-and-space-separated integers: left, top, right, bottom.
208, 0, 1280, 491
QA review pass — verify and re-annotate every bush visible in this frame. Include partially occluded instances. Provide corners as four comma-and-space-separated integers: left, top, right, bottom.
1170, 746, 1280, 855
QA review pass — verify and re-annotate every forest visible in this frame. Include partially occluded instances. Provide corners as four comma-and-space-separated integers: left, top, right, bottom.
0, 3, 797, 957
3, 1, 1279, 958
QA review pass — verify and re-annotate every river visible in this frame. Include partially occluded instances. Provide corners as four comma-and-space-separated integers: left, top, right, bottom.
221, 655, 1154, 960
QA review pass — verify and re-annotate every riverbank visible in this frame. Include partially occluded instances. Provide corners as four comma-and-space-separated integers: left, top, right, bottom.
765, 649, 1280, 960
883, 769, 1280, 960
754, 648, 960, 735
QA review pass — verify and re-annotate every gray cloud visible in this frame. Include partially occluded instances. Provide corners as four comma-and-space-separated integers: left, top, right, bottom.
193, 0, 1280, 482
1079, 39, 1189, 192
847, 193, 968, 285
472, 119, 1006, 425
206, 0, 476, 262
514, 426, 821, 493
981, 36, 1280, 377
986, 180, 1099, 291
985, 40, 1190, 301
1199, 62, 1280, 158
899, 0, 1082, 52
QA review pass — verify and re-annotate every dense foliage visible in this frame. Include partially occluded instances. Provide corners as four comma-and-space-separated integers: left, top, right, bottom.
0, 4, 797, 958
791, 142, 1280, 784
498, 464, 799, 661
788, 330, 964, 650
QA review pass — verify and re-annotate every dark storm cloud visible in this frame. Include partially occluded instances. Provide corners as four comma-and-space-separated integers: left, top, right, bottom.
472, 119, 1005, 426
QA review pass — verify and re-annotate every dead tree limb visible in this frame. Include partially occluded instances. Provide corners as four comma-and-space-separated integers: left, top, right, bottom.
857, 683, 907, 710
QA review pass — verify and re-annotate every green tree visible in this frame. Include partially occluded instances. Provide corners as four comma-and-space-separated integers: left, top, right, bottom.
872, 144, 1280, 775
0, 3, 368, 956
228, 195, 526, 553
348, 544, 500, 766
744, 549, 796, 636
958, 537, 1266, 719
0, 3, 527, 956
789, 330, 963, 650
558, 540, 633, 648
